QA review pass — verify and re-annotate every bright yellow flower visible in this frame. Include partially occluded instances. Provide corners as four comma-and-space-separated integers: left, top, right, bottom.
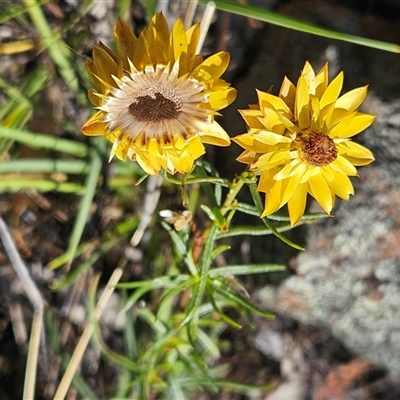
233, 62, 375, 226
81, 13, 236, 175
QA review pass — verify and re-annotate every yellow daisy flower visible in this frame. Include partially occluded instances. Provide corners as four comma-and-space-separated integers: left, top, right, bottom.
81, 13, 236, 175
233, 62, 375, 226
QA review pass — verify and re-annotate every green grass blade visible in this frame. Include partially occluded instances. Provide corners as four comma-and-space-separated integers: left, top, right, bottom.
209, 264, 286, 277
212, 280, 274, 319
0, 159, 89, 174
52, 142, 103, 269
162, 222, 198, 276
215, 379, 275, 395
0, 127, 88, 157
203, 0, 400, 53
0, 68, 51, 159
0, 1, 48, 24
24, 0, 87, 104
0, 178, 84, 194
181, 222, 219, 326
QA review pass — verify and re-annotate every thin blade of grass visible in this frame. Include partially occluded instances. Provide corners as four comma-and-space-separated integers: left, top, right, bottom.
212, 280, 274, 319
0, 0, 48, 24
203, 0, 400, 53
49, 143, 103, 269
0, 159, 89, 174
209, 264, 286, 277
0, 126, 88, 157
0, 178, 85, 194
24, 0, 88, 105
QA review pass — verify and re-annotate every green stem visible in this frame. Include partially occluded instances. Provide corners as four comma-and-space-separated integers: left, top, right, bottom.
220, 170, 251, 216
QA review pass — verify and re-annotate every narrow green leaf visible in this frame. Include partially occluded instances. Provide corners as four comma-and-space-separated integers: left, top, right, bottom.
215, 379, 276, 395
203, 0, 400, 53
217, 225, 274, 238
209, 264, 286, 277
0, 159, 89, 174
212, 280, 274, 319
0, 179, 85, 194
162, 222, 198, 276
211, 244, 231, 260
156, 279, 196, 321
50, 237, 122, 288
24, 0, 88, 104
268, 212, 331, 222
235, 202, 260, 216
205, 286, 242, 329
0, 127, 88, 157
48, 143, 103, 269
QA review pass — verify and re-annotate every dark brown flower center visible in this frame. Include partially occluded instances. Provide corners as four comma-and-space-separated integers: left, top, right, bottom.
129, 85, 182, 122
298, 131, 338, 166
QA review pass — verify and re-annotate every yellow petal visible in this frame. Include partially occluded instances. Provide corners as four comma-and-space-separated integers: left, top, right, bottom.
132, 26, 152, 70
299, 165, 317, 184
308, 173, 333, 214
136, 151, 161, 175
97, 42, 120, 64
233, 133, 271, 154
315, 63, 328, 99
198, 120, 231, 146
254, 149, 291, 171
232, 132, 256, 150
191, 51, 230, 82
301, 61, 316, 95
92, 46, 120, 87
310, 95, 320, 132
170, 144, 199, 174
335, 85, 368, 112
257, 107, 286, 133
262, 180, 283, 216
236, 150, 258, 165
257, 90, 291, 115
287, 182, 307, 225
330, 155, 358, 176
85, 58, 102, 91
112, 133, 131, 160
326, 107, 352, 128
87, 88, 101, 106
329, 112, 375, 138
295, 75, 311, 129
319, 71, 343, 109
279, 76, 296, 112
208, 86, 237, 110
114, 19, 137, 70
340, 141, 375, 165
239, 109, 265, 129
257, 169, 277, 193
255, 130, 292, 146
186, 23, 200, 71
192, 54, 203, 70
151, 13, 170, 65
274, 159, 305, 180
280, 171, 303, 207
81, 111, 108, 136
187, 135, 206, 159
170, 18, 187, 73
169, 153, 193, 174
322, 168, 354, 200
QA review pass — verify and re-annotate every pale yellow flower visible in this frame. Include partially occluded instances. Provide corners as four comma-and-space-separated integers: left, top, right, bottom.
233, 62, 375, 225
82, 13, 236, 175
